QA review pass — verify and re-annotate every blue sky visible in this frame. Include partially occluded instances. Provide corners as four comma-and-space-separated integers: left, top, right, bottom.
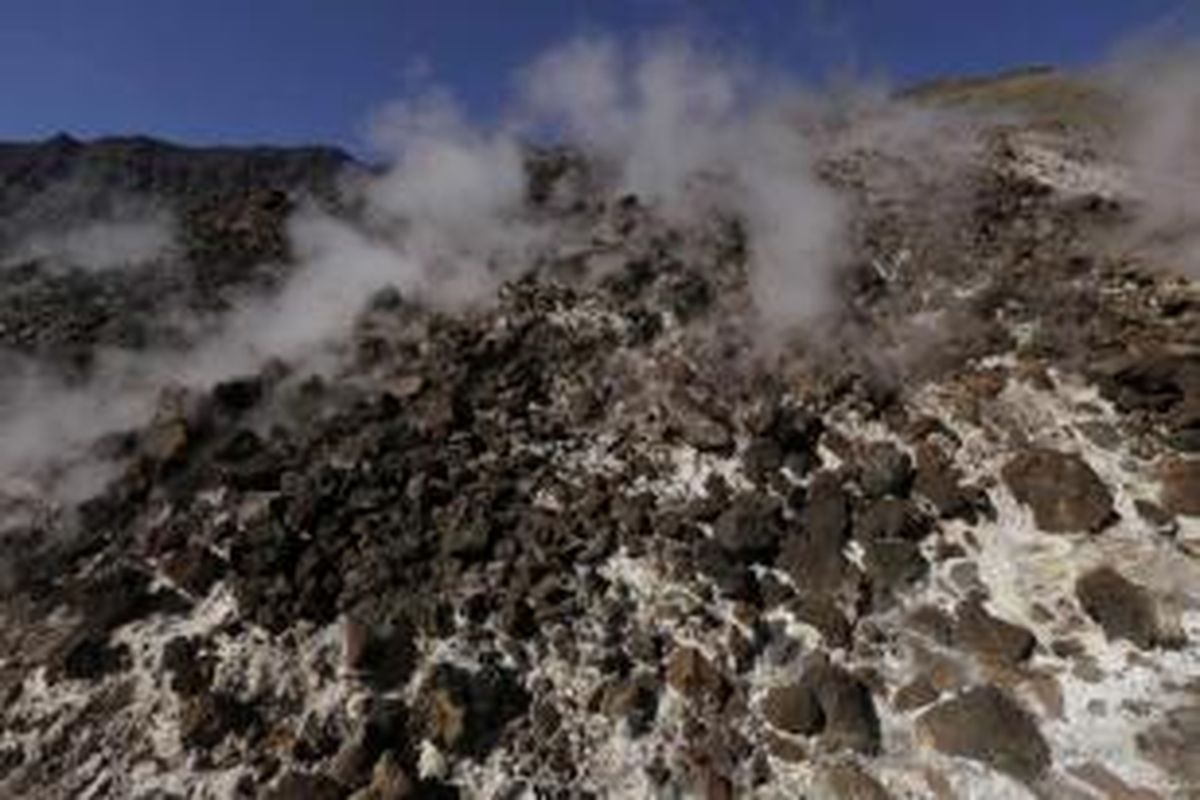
0, 1, 1193, 153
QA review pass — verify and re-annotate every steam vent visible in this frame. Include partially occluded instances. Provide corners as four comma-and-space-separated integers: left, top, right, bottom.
1, 48, 1200, 800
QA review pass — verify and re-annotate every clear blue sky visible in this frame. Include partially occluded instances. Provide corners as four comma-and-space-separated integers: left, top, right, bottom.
0, 1, 1193, 154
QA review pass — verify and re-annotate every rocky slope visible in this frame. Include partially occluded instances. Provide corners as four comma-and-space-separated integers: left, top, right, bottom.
0, 71, 1198, 800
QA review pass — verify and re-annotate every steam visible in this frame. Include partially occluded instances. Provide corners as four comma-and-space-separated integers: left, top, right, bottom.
1106, 46, 1200, 273
272, 34, 847, 345
6, 211, 177, 272
0, 34, 857, 515
519, 36, 846, 326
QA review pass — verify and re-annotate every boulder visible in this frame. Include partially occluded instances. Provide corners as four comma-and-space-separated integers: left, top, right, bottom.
266, 773, 344, 800
1075, 566, 1162, 650
916, 686, 1050, 783
1136, 705, 1200, 788
416, 662, 530, 759
666, 647, 731, 709
822, 762, 894, 800
953, 596, 1037, 664
915, 444, 990, 523
804, 658, 881, 755
1158, 457, 1200, 516
761, 683, 824, 736
712, 493, 782, 562
857, 442, 915, 499
777, 474, 851, 595
1002, 449, 1113, 532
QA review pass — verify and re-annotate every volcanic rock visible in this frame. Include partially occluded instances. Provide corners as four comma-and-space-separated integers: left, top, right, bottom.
914, 444, 990, 523
666, 647, 732, 710
804, 658, 881, 755
602, 674, 660, 736
761, 683, 825, 736
1136, 705, 1200, 788
416, 662, 530, 759
712, 492, 783, 562
822, 761, 894, 800
179, 691, 256, 750
1158, 457, 1200, 516
857, 442, 915, 499
266, 772, 345, 800
777, 473, 851, 595
1002, 449, 1114, 532
1075, 566, 1163, 650
953, 596, 1037, 664
916, 685, 1050, 782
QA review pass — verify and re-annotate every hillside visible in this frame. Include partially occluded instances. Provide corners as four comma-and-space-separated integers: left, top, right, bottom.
0, 68, 1198, 800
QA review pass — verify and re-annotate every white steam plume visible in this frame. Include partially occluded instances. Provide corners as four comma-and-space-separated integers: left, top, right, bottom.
519, 36, 847, 326
7, 213, 177, 272
0, 34, 856, 510
1101, 43, 1200, 273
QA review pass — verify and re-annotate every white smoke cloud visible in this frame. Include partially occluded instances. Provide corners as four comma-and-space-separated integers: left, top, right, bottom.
1105, 46, 1200, 273
518, 35, 847, 329
0, 33, 857, 512
9, 213, 177, 272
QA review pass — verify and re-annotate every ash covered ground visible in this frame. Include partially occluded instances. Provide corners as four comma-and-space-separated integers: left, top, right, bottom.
0, 46, 1199, 800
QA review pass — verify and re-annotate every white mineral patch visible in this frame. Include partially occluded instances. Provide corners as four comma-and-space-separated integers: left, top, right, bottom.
905, 364, 1200, 797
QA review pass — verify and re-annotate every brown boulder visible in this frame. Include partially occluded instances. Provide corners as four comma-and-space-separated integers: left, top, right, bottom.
1002, 449, 1113, 532
266, 773, 344, 800
953, 596, 1037, 664
777, 473, 851, 595
761, 683, 824, 736
666, 647, 731, 709
1075, 566, 1163, 650
1159, 457, 1200, 516
916, 685, 1050, 783
805, 659, 881, 755
822, 762, 894, 800
1136, 705, 1200, 788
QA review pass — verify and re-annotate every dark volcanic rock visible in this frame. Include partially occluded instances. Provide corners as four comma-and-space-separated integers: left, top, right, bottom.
855, 498, 931, 543
162, 636, 213, 697
777, 474, 851, 595
1075, 566, 1162, 650
417, 661, 530, 759
953, 596, 1037, 664
179, 691, 256, 750
1158, 457, 1200, 516
265, 772, 345, 800
602, 674, 661, 737
857, 442, 915, 499
914, 444, 990, 523
1002, 449, 1114, 532
802, 657, 881, 755
917, 686, 1051, 782
1136, 705, 1200, 788
342, 617, 418, 691
712, 493, 782, 562
59, 635, 131, 682
823, 762, 894, 800
666, 647, 731, 710
863, 538, 928, 607
1093, 352, 1200, 414
761, 683, 825, 736
790, 596, 854, 649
